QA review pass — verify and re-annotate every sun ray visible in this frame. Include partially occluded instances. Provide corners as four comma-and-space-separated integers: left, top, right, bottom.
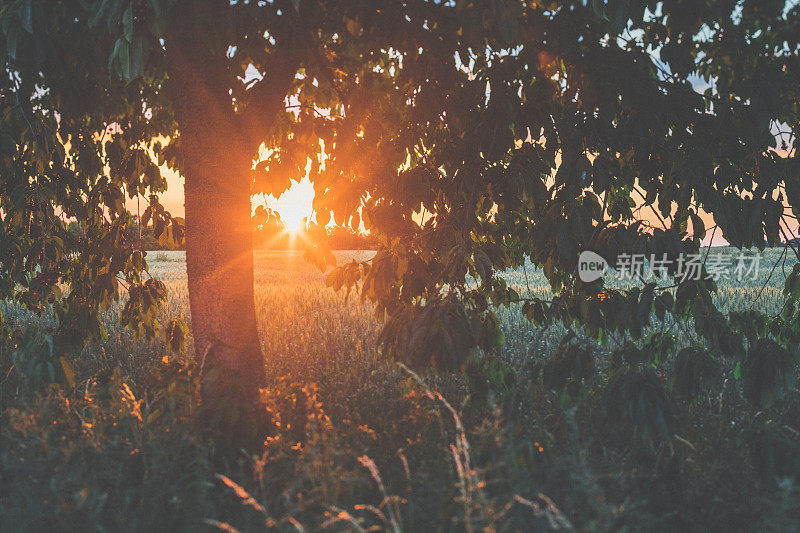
261, 176, 315, 233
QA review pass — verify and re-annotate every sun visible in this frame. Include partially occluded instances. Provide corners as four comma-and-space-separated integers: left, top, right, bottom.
267, 176, 315, 233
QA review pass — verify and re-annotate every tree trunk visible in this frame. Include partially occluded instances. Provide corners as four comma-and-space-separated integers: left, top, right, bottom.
182, 146, 264, 410
166, 19, 266, 445
164, 3, 300, 446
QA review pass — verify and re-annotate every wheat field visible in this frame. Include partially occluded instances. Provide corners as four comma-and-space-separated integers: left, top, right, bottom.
3, 246, 798, 531
143, 246, 796, 368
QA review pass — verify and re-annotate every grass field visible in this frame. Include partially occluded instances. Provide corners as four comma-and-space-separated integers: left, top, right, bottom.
2, 247, 800, 531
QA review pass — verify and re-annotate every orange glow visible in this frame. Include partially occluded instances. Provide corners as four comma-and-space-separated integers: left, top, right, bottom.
261, 176, 315, 233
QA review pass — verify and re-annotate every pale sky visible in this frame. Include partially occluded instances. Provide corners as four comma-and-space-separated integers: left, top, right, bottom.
125, 162, 314, 233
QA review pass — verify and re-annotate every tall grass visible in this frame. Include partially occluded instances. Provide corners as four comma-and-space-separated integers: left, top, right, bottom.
1, 248, 799, 531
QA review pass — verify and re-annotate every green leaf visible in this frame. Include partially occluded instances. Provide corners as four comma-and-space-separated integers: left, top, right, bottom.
90, 0, 112, 28
128, 34, 144, 82
784, 263, 800, 302
6, 23, 18, 59
592, 0, 607, 20
742, 339, 796, 409
21, 0, 32, 33
123, 3, 133, 42
165, 318, 189, 353
672, 347, 720, 399
60, 356, 76, 388
604, 368, 673, 441
690, 212, 705, 241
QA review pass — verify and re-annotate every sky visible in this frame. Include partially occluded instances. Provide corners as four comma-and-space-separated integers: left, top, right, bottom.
135, 9, 797, 244
125, 158, 314, 232
139, 142, 793, 246
130, 62, 317, 231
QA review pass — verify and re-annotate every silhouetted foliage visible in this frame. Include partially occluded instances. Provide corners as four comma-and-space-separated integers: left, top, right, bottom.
2, 0, 800, 448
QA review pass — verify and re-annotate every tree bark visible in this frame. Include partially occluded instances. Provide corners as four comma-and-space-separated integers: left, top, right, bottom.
164, 2, 300, 445
182, 147, 264, 401
165, 15, 265, 443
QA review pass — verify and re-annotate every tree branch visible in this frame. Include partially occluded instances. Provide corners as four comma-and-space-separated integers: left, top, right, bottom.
240, 36, 303, 155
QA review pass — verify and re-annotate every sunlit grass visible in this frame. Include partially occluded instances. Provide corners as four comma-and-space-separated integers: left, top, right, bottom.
3, 246, 799, 531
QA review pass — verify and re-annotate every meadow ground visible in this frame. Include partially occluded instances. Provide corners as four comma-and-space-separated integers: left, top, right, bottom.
2, 247, 800, 531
